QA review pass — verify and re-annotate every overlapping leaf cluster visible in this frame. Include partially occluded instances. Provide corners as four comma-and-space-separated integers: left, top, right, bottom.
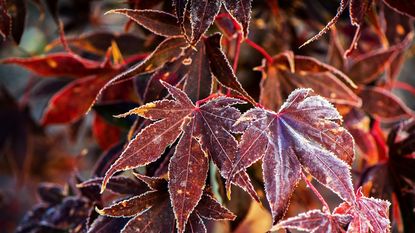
2, 0, 415, 233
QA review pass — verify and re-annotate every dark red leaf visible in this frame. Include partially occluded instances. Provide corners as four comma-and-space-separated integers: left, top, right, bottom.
41, 75, 109, 124
97, 36, 188, 100
231, 88, 356, 223
223, 0, 252, 37
183, 41, 212, 102
194, 193, 236, 221
77, 176, 148, 196
48, 32, 146, 56
1, 53, 111, 78
185, 214, 206, 233
383, 0, 415, 18
346, 35, 412, 84
0, 0, 11, 40
260, 53, 360, 111
92, 114, 121, 150
88, 216, 129, 233
169, 120, 209, 233
173, 0, 188, 26
272, 209, 351, 233
359, 87, 413, 121
204, 33, 255, 104
190, 0, 221, 43
300, 0, 348, 48
107, 9, 183, 37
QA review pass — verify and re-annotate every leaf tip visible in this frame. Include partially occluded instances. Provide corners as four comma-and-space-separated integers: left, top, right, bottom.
95, 206, 105, 215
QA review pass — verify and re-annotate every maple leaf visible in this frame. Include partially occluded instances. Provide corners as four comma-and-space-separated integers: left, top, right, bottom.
173, 0, 188, 27
97, 174, 235, 233
106, 9, 184, 37
101, 81, 256, 232
1, 53, 113, 78
334, 187, 391, 233
359, 87, 413, 121
47, 31, 146, 56
205, 33, 255, 104
1, 50, 140, 124
229, 88, 356, 223
259, 51, 360, 112
271, 209, 351, 233
360, 120, 415, 232
223, 0, 252, 38
190, 0, 221, 44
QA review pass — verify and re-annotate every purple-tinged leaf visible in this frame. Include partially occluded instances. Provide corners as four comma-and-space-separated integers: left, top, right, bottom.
195, 193, 236, 221
205, 33, 255, 104
232, 88, 356, 223
272, 209, 351, 233
169, 120, 209, 233
359, 87, 413, 121
334, 188, 391, 233
107, 9, 183, 37
223, 0, 252, 37
190, 0, 221, 43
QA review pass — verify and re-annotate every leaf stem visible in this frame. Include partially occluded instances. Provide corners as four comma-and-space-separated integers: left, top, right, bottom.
233, 32, 242, 72
229, 32, 243, 96
301, 172, 330, 213
245, 38, 273, 63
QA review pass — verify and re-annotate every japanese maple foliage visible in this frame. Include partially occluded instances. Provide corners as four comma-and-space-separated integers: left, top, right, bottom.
2, 0, 415, 233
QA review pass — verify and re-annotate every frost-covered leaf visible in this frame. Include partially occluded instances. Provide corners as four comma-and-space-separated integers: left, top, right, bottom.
334, 188, 391, 233
205, 33, 255, 104
97, 174, 234, 233
169, 120, 209, 233
190, 0, 221, 43
271, 209, 351, 233
230, 88, 356, 223
107, 9, 183, 37
300, 0, 348, 48
223, 0, 252, 37
101, 81, 252, 231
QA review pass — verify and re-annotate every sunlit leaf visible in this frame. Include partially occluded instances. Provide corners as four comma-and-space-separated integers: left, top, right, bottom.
230, 88, 355, 223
